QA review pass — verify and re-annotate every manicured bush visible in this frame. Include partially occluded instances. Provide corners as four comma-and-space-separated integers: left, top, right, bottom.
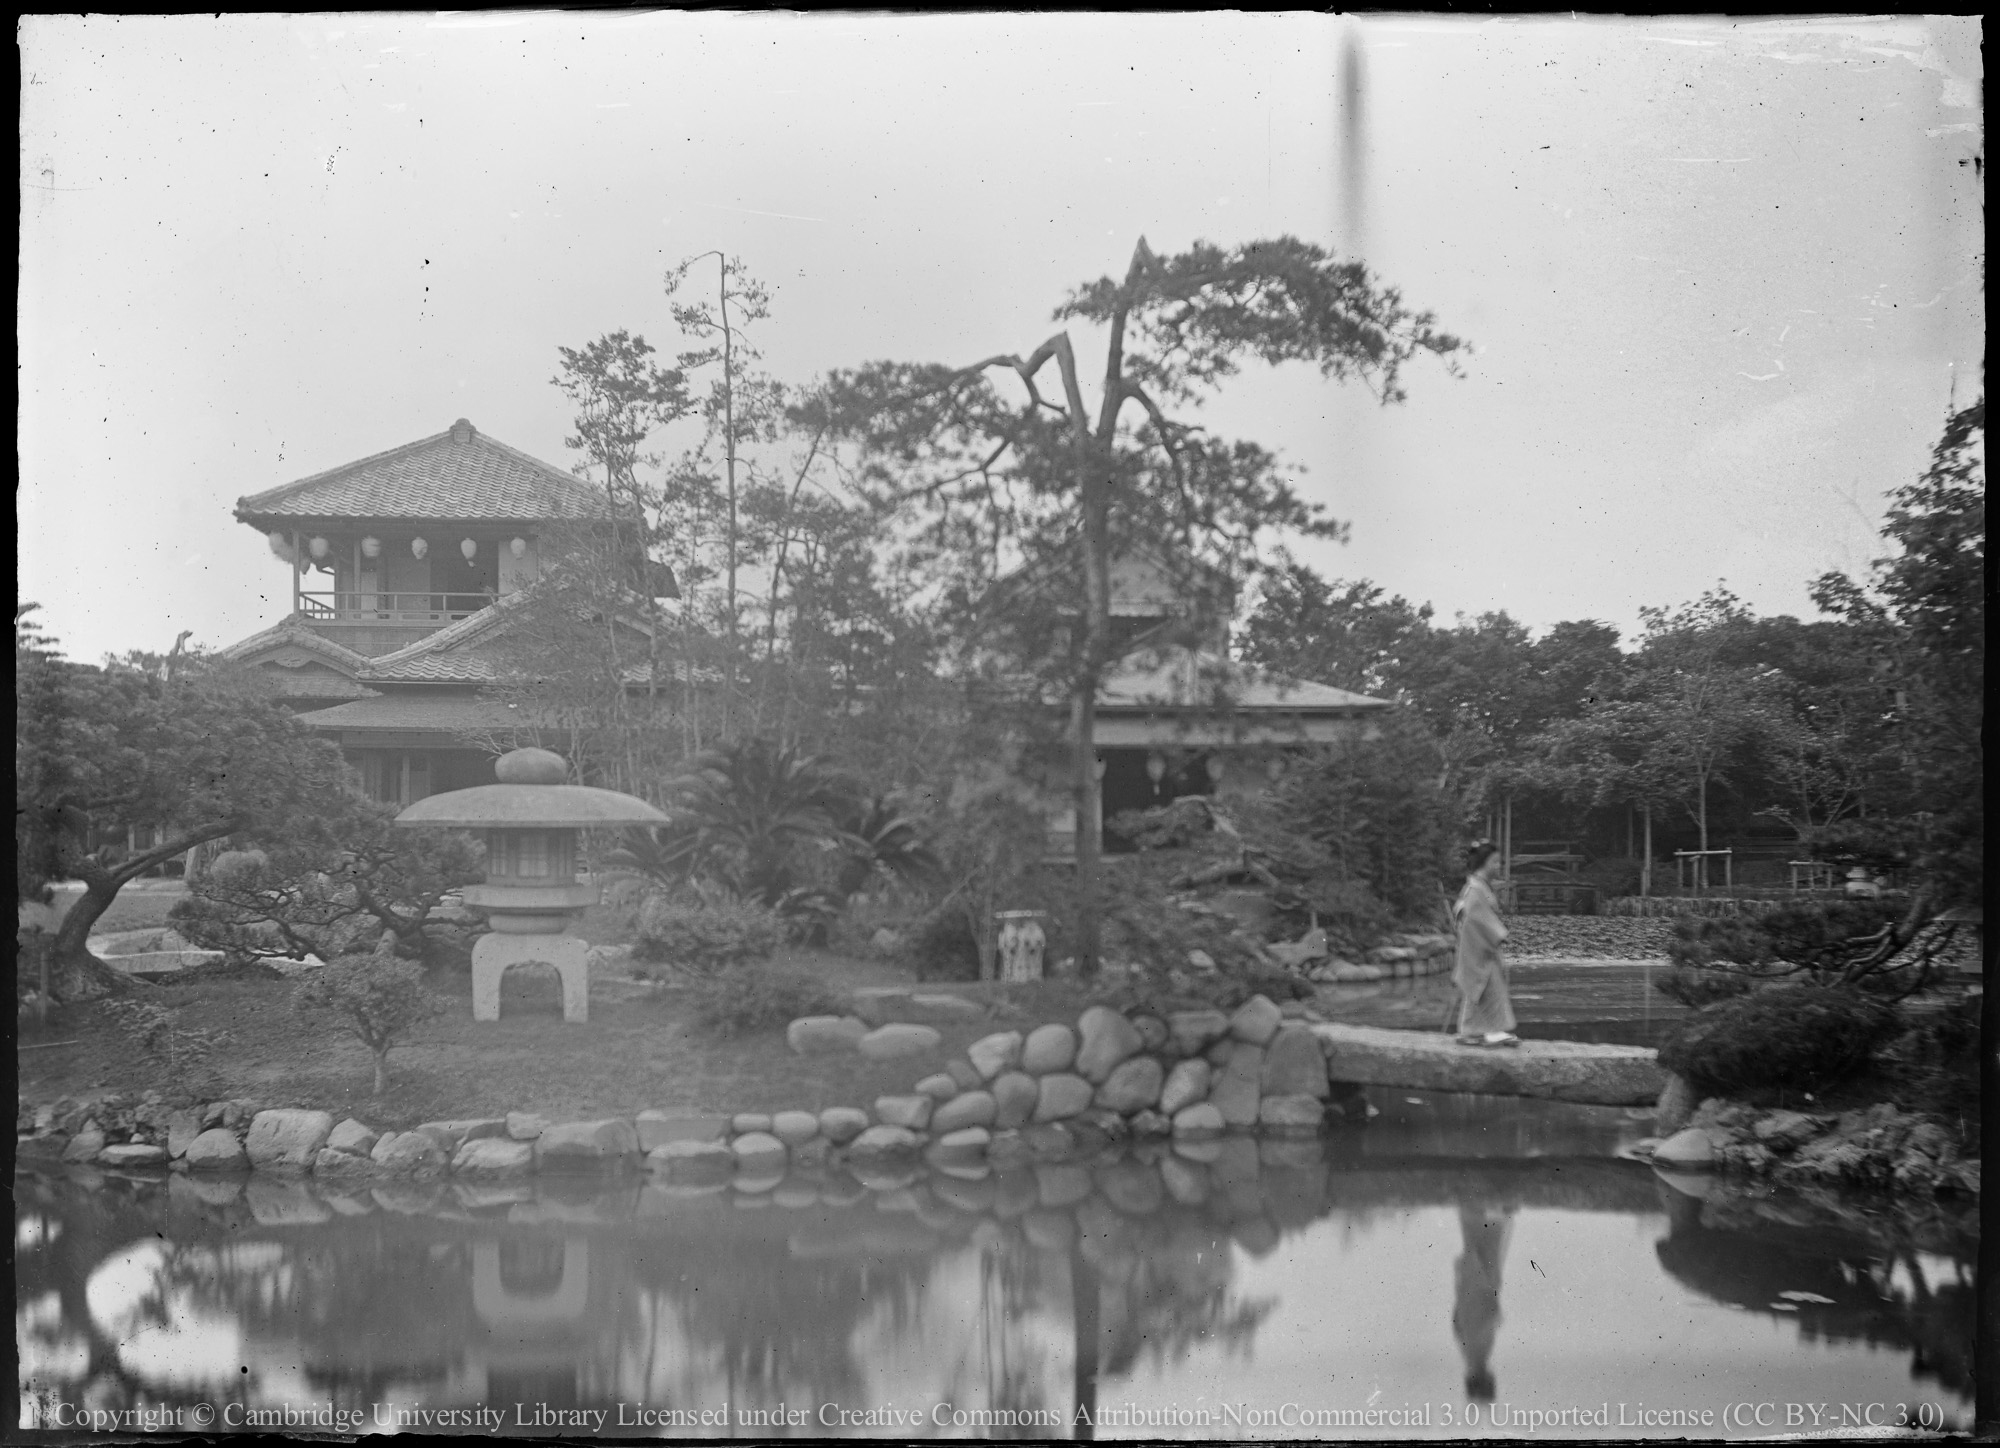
97, 998, 229, 1096
1665, 913, 1774, 971
1658, 984, 1899, 1098
682, 965, 847, 1039
1654, 964, 1760, 1009
295, 951, 443, 1095
632, 891, 784, 976
904, 907, 982, 981
1880, 996, 1981, 1127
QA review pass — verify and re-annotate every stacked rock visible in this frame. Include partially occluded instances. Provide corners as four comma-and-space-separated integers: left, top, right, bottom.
1310, 933, 1455, 985
23, 995, 1349, 1192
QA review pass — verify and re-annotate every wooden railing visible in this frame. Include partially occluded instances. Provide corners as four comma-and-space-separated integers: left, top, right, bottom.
298, 590, 494, 621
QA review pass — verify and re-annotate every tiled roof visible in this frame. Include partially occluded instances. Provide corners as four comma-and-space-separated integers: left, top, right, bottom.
266, 674, 380, 701
1096, 651, 1388, 713
218, 614, 373, 672
352, 589, 665, 684
292, 694, 535, 735
235, 419, 618, 526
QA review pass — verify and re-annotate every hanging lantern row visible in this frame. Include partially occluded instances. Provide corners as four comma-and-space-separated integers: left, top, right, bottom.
268, 532, 512, 566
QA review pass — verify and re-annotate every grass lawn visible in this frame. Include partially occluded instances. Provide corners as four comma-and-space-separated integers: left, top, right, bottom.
16, 929, 1123, 1130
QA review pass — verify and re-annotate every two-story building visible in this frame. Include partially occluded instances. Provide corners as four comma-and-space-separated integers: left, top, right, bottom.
979, 543, 1391, 855
220, 418, 668, 804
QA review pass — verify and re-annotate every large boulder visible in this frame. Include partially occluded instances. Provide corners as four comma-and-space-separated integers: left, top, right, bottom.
244, 1110, 335, 1170
992, 1072, 1040, 1130
166, 1110, 205, 1159
1160, 1059, 1213, 1117
1228, 995, 1283, 1046
1096, 1056, 1165, 1114
1209, 1043, 1264, 1128
534, 1119, 640, 1171
452, 1138, 536, 1178
818, 1107, 871, 1144
635, 1111, 729, 1152
324, 1119, 380, 1157
874, 1095, 934, 1131
412, 1118, 507, 1157
183, 1128, 247, 1172
1313, 1023, 1666, 1106
370, 1131, 447, 1176
1261, 1024, 1330, 1099
1033, 1074, 1094, 1124
967, 1031, 1024, 1081
1075, 1007, 1142, 1082
931, 1091, 997, 1134
1021, 1024, 1078, 1075
859, 1024, 943, 1061
1258, 1095, 1325, 1134
914, 1073, 960, 1101
507, 1111, 552, 1142
787, 1015, 870, 1055
62, 1128, 106, 1163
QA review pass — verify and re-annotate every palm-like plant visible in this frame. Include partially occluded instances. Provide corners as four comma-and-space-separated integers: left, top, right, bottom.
833, 794, 946, 900
661, 738, 862, 905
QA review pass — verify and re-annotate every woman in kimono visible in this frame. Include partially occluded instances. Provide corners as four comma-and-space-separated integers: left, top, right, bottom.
1454, 840, 1519, 1047
1452, 1197, 1516, 1403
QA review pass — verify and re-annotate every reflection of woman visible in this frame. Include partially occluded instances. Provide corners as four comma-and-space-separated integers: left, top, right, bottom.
1453, 841, 1519, 1047
1452, 1201, 1515, 1403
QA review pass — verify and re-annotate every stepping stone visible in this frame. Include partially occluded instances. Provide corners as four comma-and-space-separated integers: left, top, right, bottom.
787, 1015, 870, 1055
859, 1024, 943, 1061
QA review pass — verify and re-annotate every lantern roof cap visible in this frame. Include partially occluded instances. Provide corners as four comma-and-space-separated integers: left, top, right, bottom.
393, 748, 668, 829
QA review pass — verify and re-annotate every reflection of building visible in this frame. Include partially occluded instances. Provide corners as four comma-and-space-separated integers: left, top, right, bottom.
220, 419, 669, 804
982, 545, 1390, 855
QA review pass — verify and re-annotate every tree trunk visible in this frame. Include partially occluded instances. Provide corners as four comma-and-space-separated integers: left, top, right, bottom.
720, 254, 741, 736
1641, 804, 1653, 897
373, 1051, 387, 1097
49, 824, 239, 999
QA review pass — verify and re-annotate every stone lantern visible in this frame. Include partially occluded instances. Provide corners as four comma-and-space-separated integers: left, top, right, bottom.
395, 747, 667, 1023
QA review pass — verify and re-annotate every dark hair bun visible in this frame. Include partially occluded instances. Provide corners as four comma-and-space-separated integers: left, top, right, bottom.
1463, 839, 1499, 872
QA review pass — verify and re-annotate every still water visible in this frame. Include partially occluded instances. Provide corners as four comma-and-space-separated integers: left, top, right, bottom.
16, 1092, 1976, 1440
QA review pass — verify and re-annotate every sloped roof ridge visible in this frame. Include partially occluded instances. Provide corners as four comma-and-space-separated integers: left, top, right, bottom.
217, 614, 373, 671
235, 425, 458, 515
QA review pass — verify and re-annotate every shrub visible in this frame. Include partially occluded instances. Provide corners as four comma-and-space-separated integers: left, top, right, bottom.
904, 907, 982, 981
683, 965, 847, 1039
1093, 962, 1313, 1019
1105, 798, 1220, 853
1654, 965, 1759, 1009
1880, 997, 1981, 1127
1665, 914, 1775, 971
1658, 984, 1899, 1098
295, 952, 443, 1095
632, 891, 784, 976
98, 999, 229, 1097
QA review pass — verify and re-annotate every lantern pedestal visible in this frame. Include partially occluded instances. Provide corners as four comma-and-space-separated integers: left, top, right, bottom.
472, 933, 591, 1023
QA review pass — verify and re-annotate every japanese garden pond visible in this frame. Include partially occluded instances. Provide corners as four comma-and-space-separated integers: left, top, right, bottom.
17, 1088, 1976, 1440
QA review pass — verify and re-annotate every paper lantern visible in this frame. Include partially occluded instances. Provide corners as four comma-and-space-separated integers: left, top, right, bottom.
509, 537, 528, 559
361, 536, 381, 559
1145, 753, 1167, 783
308, 536, 330, 560
1205, 755, 1226, 784
460, 538, 478, 562
267, 530, 293, 562
1093, 756, 1108, 780
411, 537, 429, 560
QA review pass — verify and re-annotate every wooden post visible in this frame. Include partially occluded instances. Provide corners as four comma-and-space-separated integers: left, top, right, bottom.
1641, 805, 1652, 897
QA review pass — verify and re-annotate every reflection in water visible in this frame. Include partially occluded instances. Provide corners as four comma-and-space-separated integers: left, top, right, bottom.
1451, 1201, 1514, 1404
14, 1105, 1977, 1440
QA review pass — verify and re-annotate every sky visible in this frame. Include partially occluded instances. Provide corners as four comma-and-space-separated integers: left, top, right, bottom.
18, 13, 1983, 666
